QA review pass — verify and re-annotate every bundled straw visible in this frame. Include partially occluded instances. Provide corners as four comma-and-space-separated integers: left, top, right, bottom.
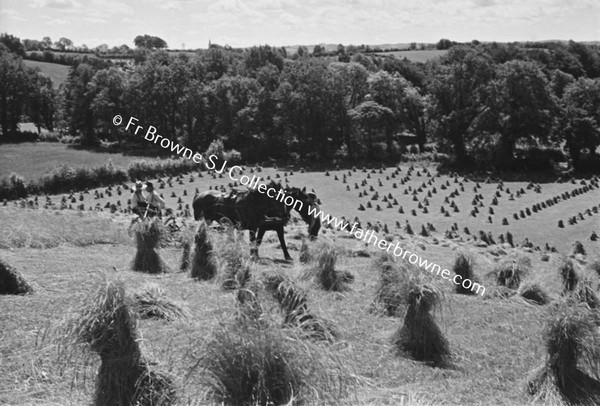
264, 272, 339, 342
494, 254, 531, 289
190, 221, 217, 280
527, 301, 600, 405
305, 242, 353, 292
0, 257, 33, 295
372, 253, 420, 316
519, 283, 550, 305
299, 237, 312, 264
194, 319, 350, 405
236, 286, 265, 322
559, 258, 579, 293
391, 283, 450, 366
452, 250, 479, 295
64, 278, 176, 406
132, 283, 187, 321
216, 228, 252, 290
131, 218, 168, 274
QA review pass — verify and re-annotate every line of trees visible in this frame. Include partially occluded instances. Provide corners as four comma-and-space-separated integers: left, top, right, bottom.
1, 33, 600, 172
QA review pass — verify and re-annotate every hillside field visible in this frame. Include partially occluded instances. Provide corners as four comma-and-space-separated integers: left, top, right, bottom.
0, 142, 147, 181
374, 50, 448, 63
22, 60, 70, 89
1, 156, 600, 405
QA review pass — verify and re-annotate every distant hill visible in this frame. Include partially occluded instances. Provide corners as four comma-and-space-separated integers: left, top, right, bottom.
283, 42, 414, 55
22, 59, 70, 89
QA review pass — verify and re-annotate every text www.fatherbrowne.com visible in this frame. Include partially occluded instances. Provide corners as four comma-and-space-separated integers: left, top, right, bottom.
306, 205, 485, 295
114, 114, 486, 295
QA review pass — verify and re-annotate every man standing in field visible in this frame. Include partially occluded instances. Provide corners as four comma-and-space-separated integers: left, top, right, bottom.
131, 181, 148, 217
307, 192, 320, 241
145, 181, 166, 217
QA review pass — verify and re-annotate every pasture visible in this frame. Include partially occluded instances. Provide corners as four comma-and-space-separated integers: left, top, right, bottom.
1, 160, 600, 405
375, 50, 448, 63
22, 60, 70, 89
0, 142, 145, 181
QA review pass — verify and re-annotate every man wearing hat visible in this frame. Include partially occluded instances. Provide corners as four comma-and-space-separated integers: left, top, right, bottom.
145, 181, 166, 217
131, 181, 148, 216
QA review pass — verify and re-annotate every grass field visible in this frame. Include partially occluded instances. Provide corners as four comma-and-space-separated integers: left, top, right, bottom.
22, 60, 70, 89
2, 155, 600, 405
375, 50, 448, 63
19, 163, 596, 253
0, 142, 147, 181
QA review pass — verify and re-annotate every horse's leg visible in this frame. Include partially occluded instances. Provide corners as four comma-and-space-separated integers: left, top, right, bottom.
249, 230, 258, 258
276, 226, 292, 261
255, 227, 267, 259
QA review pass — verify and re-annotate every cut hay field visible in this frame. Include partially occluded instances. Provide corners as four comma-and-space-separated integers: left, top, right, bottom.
2, 162, 600, 405
0, 142, 146, 181
22, 60, 70, 89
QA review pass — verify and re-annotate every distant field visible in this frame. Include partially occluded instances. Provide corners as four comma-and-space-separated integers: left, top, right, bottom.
0, 142, 145, 180
375, 49, 448, 63
22, 60, 70, 89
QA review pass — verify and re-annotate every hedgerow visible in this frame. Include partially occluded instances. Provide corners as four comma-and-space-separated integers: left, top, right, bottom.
0, 158, 199, 200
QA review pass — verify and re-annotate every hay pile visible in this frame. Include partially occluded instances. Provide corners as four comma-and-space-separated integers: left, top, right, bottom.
519, 283, 550, 305
305, 243, 353, 292
131, 218, 168, 274
195, 319, 350, 405
494, 254, 531, 289
264, 272, 339, 342
132, 283, 187, 321
299, 237, 312, 264
391, 283, 450, 366
372, 253, 419, 316
527, 302, 600, 405
559, 258, 580, 293
236, 286, 265, 322
559, 259, 600, 309
216, 227, 252, 290
452, 250, 479, 295
0, 258, 33, 295
179, 240, 191, 271
190, 221, 217, 280
65, 279, 176, 406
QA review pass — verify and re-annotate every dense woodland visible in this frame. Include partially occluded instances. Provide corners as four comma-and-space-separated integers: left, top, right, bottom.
1, 33, 600, 172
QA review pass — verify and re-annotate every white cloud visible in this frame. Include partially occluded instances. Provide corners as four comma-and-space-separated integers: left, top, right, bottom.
30, 0, 80, 8
45, 18, 68, 25
84, 16, 107, 23
0, 8, 27, 21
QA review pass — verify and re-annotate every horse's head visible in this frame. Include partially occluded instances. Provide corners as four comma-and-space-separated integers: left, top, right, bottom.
285, 186, 321, 239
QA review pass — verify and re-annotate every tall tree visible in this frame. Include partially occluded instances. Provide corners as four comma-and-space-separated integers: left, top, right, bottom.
328, 62, 369, 158
489, 60, 555, 163
348, 100, 395, 160
428, 47, 495, 163
556, 78, 600, 170
0, 49, 35, 138
133, 35, 167, 49
0, 34, 25, 56
88, 67, 127, 141
63, 63, 101, 146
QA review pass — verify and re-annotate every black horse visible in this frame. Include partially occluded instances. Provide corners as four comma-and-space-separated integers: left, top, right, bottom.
192, 182, 320, 261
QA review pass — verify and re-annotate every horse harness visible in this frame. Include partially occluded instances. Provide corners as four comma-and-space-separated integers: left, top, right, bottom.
214, 188, 289, 226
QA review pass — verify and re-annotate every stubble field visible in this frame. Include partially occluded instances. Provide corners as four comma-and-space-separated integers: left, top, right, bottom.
1, 158, 600, 405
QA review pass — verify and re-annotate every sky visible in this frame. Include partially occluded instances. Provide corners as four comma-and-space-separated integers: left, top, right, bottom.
0, 0, 598, 50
